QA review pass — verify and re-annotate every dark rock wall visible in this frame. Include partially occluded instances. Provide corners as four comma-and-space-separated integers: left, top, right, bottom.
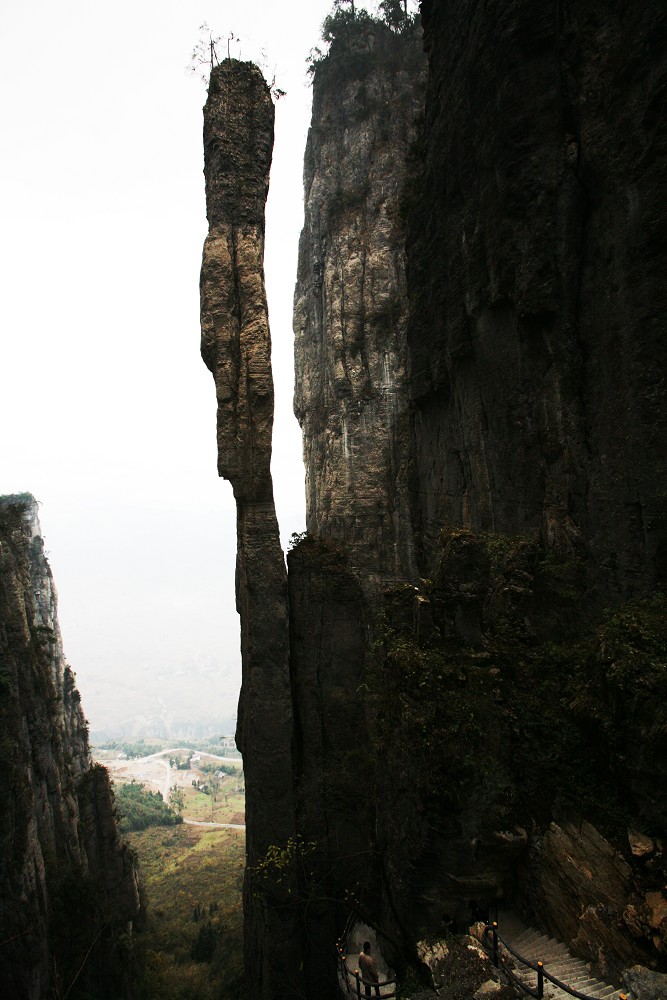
0, 495, 140, 1000
200, 61, 302, 999
287, 0, 667, 988
289, 24, 427, 992
196, 4, 666, 992
408, 0, 667, 602
287, 538, 373, 998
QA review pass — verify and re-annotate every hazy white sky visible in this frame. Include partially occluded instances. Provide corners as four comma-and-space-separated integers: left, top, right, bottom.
0, 0, 375, 735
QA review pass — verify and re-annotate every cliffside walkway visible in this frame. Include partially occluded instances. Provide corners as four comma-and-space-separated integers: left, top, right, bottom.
336, 921, 397, 998
485, 921, 634, 1000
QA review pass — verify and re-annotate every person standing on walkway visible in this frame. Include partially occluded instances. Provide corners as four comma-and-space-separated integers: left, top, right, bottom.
358, 940, 380, 997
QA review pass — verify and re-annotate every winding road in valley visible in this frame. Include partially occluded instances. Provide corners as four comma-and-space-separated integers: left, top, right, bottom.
132, 747, 242, 804
100, 747, 246, 829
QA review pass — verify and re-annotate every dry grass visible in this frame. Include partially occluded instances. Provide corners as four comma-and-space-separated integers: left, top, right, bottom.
180, 780, 245, 825
130, 823, 245, 999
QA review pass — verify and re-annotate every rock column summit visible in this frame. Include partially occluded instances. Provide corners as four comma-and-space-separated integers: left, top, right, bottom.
200, 60, 302, 999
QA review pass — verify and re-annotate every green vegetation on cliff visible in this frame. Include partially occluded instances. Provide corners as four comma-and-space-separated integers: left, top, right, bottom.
368, 529, 667, 840
320, 0, 419, 46
308, 0, 421, 78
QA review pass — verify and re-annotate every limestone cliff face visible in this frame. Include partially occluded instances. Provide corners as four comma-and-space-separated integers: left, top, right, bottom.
0, 495, 140, 1000
287, 25, 428, 995
407, 0, 667, 601
200, 61, 302, 999
289, 0, 667, 987
294, 22, 426, 582
198, 5, 666, 993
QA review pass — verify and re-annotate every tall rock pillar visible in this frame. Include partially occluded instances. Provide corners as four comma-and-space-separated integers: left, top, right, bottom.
200, 61, 302, 998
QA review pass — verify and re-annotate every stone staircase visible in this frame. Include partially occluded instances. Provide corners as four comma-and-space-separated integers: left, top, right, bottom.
501, 926, 634, 1000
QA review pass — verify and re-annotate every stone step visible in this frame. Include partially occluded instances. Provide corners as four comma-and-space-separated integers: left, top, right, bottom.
546, 961, 592, 976
539, 949, 580, 964
516, 937, 569, 956
515, 940, 573, 961
563, 978, 608, 991
514, 966, 628, 1000
513, 929, 549, 948
496, 918, 634, 1000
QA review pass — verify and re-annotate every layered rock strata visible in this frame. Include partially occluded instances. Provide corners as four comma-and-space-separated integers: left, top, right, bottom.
526, 820, 652, 976
199, 61, 302, 998
294, 21, 427, 583
0, 494, 140, 1000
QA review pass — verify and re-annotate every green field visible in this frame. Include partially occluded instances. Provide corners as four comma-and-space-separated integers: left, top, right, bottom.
130, 824, 245, 1000
180, 780, 245, 825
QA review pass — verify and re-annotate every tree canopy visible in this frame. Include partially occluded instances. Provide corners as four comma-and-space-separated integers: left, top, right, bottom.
116, 781, 183, 832
319, 0, 419, 50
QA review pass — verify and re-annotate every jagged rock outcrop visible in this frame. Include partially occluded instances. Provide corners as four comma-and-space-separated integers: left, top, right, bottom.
521, 819, 667, 979
294, 20, 426, 583
199, 60, 302, 999
407, 0, 667, 602
0, 495, 140, 1000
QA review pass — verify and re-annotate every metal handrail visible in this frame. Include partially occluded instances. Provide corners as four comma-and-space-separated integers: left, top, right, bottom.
484, 923, 628, 1000
336, 938, 398, 998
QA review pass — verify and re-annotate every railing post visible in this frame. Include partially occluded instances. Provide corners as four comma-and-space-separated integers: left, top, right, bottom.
492, 921, 499, 967
355, 971, 362, 1000
537, 960, 544, 999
